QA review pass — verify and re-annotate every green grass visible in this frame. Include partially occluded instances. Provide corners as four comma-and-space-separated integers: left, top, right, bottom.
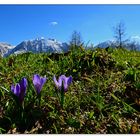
0, 47, 140, 134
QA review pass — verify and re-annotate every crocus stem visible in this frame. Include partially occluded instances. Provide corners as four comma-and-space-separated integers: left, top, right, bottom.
18, 104, 24, 123
38, 94, 41, 107
60, 83, 65, 109
39, 98, 40, 106
60, 90, 64, 109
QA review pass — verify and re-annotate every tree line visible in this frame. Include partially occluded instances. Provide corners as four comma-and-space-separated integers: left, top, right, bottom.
69, 21, 139, 51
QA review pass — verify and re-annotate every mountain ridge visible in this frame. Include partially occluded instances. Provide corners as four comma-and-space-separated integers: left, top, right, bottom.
1, 36, 140, 57
3, 38, 69, 57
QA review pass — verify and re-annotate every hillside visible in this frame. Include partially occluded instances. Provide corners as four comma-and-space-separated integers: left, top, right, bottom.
0, 47, 140, 134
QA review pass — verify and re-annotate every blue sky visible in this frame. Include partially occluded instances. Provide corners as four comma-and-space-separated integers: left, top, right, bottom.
0, 5, 140, 45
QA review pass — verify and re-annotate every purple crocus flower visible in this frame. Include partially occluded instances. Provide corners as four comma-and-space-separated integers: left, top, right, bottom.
11, 78, 28, 103
33, 74, 47, 94
53, 75, 72, 92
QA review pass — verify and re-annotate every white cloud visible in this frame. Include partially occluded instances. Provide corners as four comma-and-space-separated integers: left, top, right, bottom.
50, 21, 58, 26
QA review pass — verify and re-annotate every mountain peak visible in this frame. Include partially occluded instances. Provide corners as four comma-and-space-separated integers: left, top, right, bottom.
3, 37, 69, 57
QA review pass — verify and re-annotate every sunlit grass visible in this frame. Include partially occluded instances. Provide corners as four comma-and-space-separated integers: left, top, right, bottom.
0, 47, 140, 134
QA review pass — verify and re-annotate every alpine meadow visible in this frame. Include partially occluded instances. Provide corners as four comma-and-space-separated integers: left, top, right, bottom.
0, 5, 140, 134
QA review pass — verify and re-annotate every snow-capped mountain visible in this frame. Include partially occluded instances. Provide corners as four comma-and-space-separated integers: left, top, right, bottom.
95, 40, 116, 48
0, 43, 14, 57
4, 38, 69, 57
95, 38, 140, 50
3, 36, 140, 57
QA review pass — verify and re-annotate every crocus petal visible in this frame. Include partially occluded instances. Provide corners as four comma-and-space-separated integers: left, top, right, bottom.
53, 75, 60, 88
33, 74, 47, 94
54, 75, 73, 92
11, 78, 27, 103
61, 76, 68, 91
67, 76, 73, 86
19, 78, 27, 102
33, 74, 41, 94
39, 77, 46, 93
58, 75, 65, 87
59, 75, 65, 81
63, 76, 72, 92
59, 75, 68, 90
14, 83, 20, 97
40, 77, 46, 87
33, 74, 40, 85
20, 77, 28, 94
35, 84, 41, 94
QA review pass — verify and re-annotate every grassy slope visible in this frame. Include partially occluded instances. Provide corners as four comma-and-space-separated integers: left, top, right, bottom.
0, 47, 140, 134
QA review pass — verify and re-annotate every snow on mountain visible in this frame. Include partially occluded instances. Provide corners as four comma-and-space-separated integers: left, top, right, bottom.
0, 43, 15, 57
95, 37, 140, 50
4, 38, 69, 57
95, 40, 116, 48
